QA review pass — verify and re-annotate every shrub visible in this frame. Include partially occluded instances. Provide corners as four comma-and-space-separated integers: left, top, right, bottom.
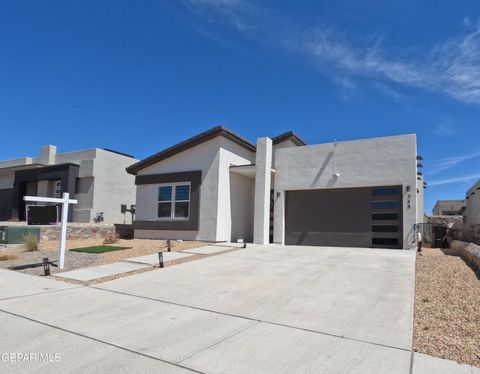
23, 233, 39, 251
0, 251, 17, 261
103, 232, 119, 245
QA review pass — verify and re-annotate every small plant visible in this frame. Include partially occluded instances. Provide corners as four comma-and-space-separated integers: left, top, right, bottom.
422, 297, 430, 303
103, 232, 119, 245
423, 326, 431, 331
23, 233, 39, 251
0, 251, 17, 261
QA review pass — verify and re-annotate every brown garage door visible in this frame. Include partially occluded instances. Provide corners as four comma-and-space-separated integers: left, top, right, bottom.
285, 186, 403, 248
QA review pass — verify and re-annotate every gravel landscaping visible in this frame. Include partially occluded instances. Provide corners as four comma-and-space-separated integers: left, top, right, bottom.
414, 247, 480, 368
0, 239, 206, 276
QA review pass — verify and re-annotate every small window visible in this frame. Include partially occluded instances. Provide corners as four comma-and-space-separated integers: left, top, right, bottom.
371, 200, 399, 209
371, 187, 400, 196
372, 225, 399, 233
372, 238, 399, 246
157, 183, 190, 220
372, 213, 399, 221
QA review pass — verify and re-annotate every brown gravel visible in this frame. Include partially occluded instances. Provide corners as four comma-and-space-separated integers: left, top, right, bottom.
0, 239, 206, 276
414, 247, 480, 367
39, 238, 206, 265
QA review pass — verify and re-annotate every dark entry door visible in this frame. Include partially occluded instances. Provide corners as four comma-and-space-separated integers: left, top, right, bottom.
285, 186, 403, 248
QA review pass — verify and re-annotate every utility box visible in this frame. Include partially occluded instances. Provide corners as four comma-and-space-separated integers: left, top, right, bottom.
0, 226, 40, 244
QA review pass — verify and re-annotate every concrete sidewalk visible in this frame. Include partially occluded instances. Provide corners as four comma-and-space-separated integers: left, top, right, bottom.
54, 262, 149, 282
0, 246, 477, 373
51, 245, 234, 283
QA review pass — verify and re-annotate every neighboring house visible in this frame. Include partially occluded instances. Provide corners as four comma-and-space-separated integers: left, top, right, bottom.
464, 180, 480, 224
127, 126, 423, 249
432, 200, 466, 216
0, 145, 138, 224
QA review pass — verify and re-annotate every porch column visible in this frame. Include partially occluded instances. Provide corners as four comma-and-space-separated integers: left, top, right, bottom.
253, 137, 272, 245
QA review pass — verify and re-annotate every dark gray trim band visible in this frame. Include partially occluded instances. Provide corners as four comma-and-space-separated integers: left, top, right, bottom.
135, 171, 201, 186
134, 170, 201, 231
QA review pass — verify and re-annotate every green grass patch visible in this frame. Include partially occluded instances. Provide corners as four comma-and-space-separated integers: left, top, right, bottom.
70, 245, 131, 254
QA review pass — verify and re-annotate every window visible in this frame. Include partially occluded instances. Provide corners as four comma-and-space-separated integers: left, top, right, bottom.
371, 187, 400, 196
372, 213, 399, 221
371, 200, 399, 209
372, 225, 399, 233
372, 237, 399, 246
157, 183, 190, 220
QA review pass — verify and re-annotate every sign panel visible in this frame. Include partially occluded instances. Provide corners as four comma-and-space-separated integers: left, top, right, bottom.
26, 205, 59, 225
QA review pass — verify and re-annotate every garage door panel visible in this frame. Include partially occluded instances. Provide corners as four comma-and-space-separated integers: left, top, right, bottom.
285, 231, 372, 248
285, 186, 403, 248
285, 189, 371, 233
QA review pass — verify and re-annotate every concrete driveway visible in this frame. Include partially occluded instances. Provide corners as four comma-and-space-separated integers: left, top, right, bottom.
0, 245, 419, 373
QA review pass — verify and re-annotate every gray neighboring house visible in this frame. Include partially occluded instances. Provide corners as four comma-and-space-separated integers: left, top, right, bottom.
0, 145, 138, 224
432, 200, 466, 216
127, 126, 423, 249
464, 180, 480, 224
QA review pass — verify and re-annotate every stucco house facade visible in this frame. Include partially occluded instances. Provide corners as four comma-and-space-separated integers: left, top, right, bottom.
127, 126, 423, 249
432, 200, 465, 216
0, 145, 138, 224
464, 180, 480, 224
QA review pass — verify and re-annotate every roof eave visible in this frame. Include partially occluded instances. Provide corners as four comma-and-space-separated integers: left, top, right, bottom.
126, 126, 255, 175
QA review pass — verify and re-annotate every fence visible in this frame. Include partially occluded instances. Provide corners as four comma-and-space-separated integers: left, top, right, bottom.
416, 223, 448, 247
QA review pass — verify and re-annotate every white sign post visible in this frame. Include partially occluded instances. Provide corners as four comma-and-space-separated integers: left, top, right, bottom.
24, 192, 77, 269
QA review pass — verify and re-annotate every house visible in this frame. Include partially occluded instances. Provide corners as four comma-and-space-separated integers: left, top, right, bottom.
464, 180, 480, 224
432, 200, 465, 216
127, 126, 423, 249
0, 145, 138, 223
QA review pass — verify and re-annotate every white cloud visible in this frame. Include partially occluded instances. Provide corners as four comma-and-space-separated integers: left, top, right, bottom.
304, 27, 480, 105
334, 76, 357, 101
429, 173, 480, 186
434, 124, 456, 137
181, 1, 480, 105
428, 150, 480, 175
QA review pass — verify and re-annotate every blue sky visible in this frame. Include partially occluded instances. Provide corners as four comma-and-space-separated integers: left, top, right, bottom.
1, 0, 479, 214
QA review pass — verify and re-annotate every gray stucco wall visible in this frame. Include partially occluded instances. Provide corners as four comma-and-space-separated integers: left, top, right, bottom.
229, 172, 255, 242
465, 180, 480, 224
135, 137, 223, 241
273, 134, 419, 249
0, 147, 137, 224
90, 149, 137, 224
432, 200, 465, 216
134, 137, 254, 241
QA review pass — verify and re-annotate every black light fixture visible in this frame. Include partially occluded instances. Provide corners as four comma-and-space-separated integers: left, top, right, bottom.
417, 163, 423, 168
158, 252, 164, 268
416, 155, 424, 160
43, 257, 50, 276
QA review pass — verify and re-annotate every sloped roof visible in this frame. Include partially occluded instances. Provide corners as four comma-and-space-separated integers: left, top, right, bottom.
271, 131, 306, 146
126, 126, 256, 174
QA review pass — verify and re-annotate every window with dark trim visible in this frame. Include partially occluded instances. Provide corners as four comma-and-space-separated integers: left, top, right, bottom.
371, 200, 399, 209
371, 187, 401, 196
157, 183, 190, 220
372, 225, 399, 233
372, 237, 399, 246
372, 213, 399, 221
